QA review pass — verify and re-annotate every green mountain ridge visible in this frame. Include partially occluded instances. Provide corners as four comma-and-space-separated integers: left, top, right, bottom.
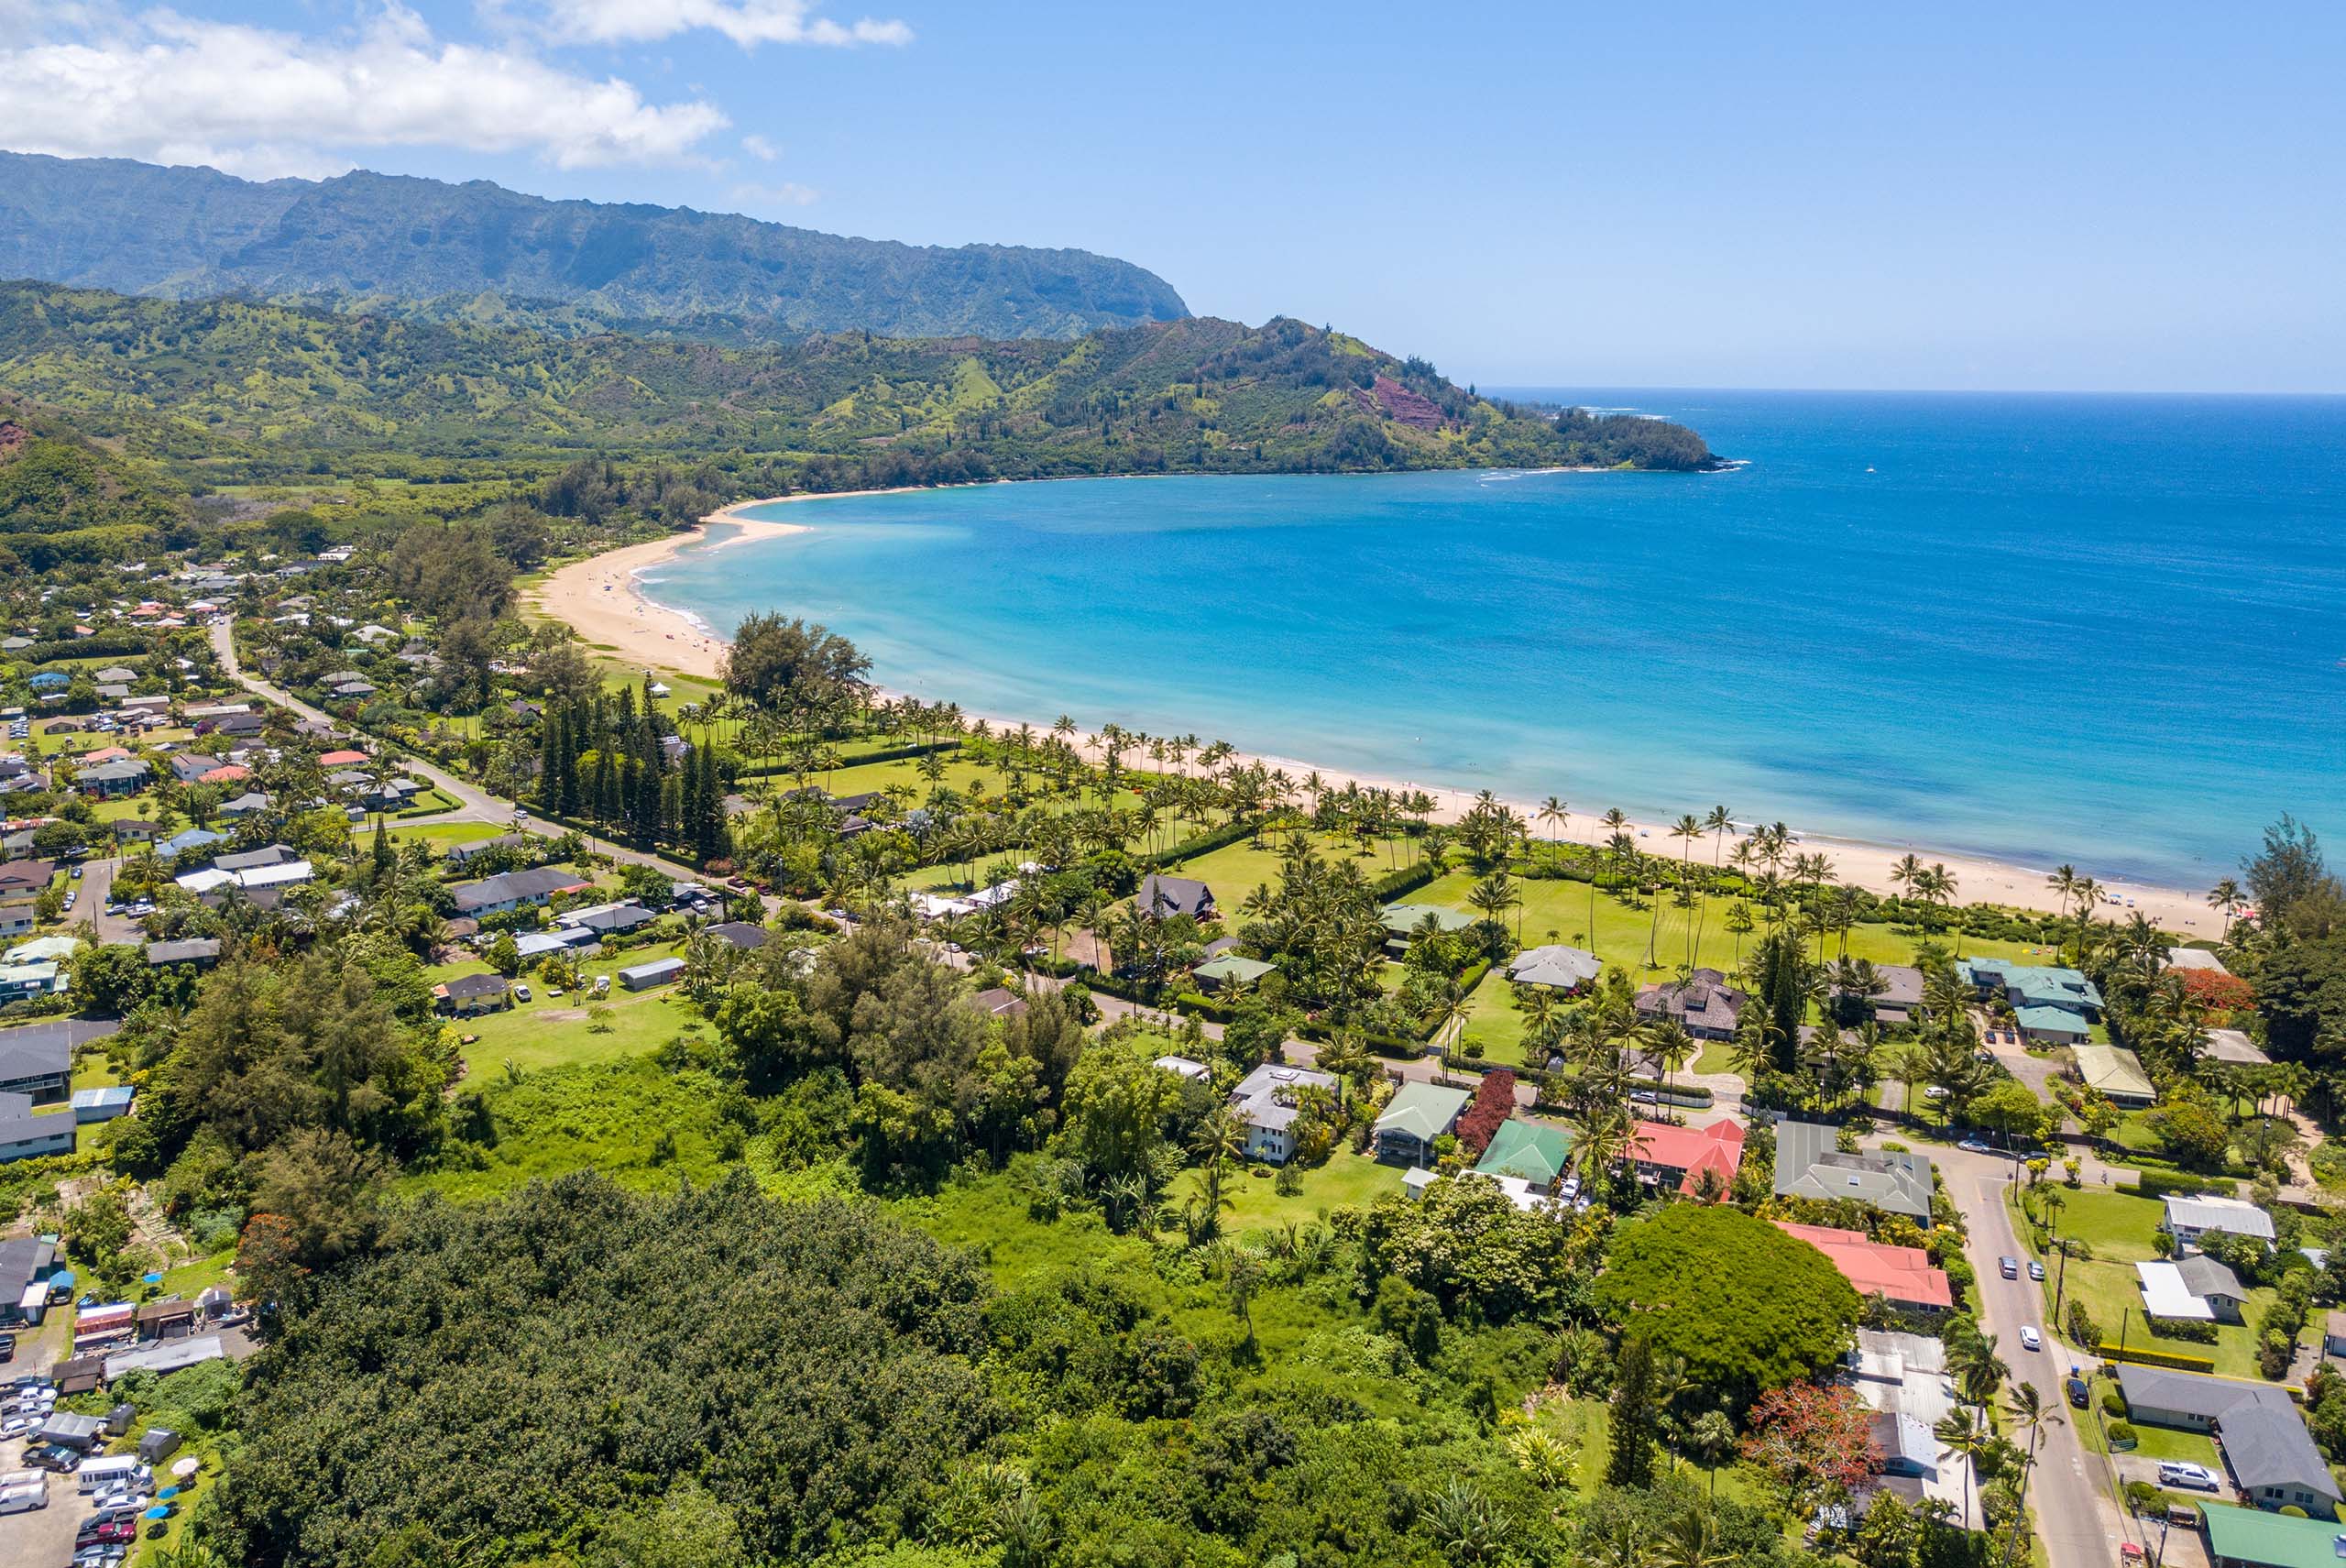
0, 283, 1716, 493
0, 150, 1189, 342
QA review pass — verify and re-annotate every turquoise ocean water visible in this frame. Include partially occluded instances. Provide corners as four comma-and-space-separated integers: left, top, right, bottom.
642, 391, 2346, 889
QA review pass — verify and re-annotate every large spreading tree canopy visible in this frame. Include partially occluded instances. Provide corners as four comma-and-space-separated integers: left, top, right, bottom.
214, 1172, 992, 1566
1592, 1203, 1860, 1400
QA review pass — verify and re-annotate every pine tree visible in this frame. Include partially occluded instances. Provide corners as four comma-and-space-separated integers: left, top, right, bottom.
371, 817, 392, 874
1606, 1335, 1658, 1490
593, 747, 619, 830
539, 709, 563, 811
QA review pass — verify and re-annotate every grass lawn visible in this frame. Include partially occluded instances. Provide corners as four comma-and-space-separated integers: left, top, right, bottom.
437, 941, 704, 1077
1412, 870, 2045, 989
1215, 1149, 1397, 1236
388, 819, 509, 851
1170, 829, 1410, 909
2009, 1187, 2285, 1378
393, 787, 461, 817
2038, 1187, 2167, 1263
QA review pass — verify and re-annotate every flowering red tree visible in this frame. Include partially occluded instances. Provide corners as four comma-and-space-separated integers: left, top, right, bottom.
2180, 968, 2255, 1017
1738, 1381, 1881, 1513
1455, 1069, 1517, 1157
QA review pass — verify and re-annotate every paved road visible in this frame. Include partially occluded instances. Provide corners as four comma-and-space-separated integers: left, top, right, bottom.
208, 621, 718, 890
1935, 1144, 2133, 1568
72, 855, 144, 945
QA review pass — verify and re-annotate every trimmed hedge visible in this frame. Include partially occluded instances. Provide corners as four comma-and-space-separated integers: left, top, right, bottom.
1143, 817, 1259, 868
737, 739, 960, 779
1369, 860, 1442, 902
2127, 1170, 2239, 1201
2098, 1343, 2216, 1374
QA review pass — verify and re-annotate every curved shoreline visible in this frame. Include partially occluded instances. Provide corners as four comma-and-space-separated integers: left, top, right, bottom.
529, 486, 2226, 938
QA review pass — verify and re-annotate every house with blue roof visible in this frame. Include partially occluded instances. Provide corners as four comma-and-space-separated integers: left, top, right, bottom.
159, 827, 228, 858
1959, 958, 2103, 1044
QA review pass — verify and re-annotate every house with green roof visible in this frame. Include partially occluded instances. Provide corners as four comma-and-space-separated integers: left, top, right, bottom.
2203, 1501, 2346, 1568
1374, 1082, 1471, 1166
1193, 954, 1276, 992
1474, 1119, 1572, 1191
2014, 1003, 2092, 1046
1379, 903, 1475, 955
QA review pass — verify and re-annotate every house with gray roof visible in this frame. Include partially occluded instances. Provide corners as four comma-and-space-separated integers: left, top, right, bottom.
1506, 944, 1601, 992
0, 1017, 117, 1101
2163, 1194, 2275, 1253
450, 865, 590, 916
1774, 1119, 1935, 1223
1634, 968, 1748, 1040
2116, 1365, 2339, 1518
0, 1090, 74, 1163
77, 758, 151, 797
1136, 873, 1215, 921
1229, 1061, 1338, 1166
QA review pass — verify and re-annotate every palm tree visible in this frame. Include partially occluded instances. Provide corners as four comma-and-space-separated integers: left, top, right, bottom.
2001, 1381, 2062, 1557
1684, 1410, 1737, 1502
1934, 1411, 1991, 1530
2206, 876, 2243, 941
2046, 863, 2079, 934
1649, 1019, 1696, 1105
1669, 813, 1704, 970
1538, 795, 1567, 844
2070, 873, 2103, 962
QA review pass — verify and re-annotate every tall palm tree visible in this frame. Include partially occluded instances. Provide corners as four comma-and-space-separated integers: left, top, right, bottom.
1539, 795, 1568, 844
2001, 1381, 2062, 1558
2206, 876, 2244, 941
2046, 863, 2080, 936
2070, 874, 2102, 963
1669, 814, 1705, 970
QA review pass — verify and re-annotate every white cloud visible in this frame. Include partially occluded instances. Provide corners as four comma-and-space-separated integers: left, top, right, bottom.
740, 132, 779, 161
533, 0, 910, 49
0, 5, 729, 175
729, 179, 817, 209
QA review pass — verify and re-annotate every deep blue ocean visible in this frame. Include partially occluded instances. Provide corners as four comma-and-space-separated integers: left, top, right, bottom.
644, 390, 2346, 889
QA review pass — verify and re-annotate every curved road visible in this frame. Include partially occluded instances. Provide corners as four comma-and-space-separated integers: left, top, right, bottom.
207, 620, 703, 884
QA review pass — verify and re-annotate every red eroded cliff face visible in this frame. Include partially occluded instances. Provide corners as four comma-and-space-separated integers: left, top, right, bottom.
1355, 373, 1446, 432
0, 422, 28, 460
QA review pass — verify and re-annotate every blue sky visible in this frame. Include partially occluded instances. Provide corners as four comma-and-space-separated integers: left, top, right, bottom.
3, 0, 2341, 390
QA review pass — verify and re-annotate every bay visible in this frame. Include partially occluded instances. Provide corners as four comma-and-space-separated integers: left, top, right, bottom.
644, 389, 2346, 889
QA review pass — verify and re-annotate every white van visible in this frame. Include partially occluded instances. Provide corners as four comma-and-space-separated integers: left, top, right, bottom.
75, 1455, 142, 1494
0, 1470, 39, 1489
0, 1481, 46, 1514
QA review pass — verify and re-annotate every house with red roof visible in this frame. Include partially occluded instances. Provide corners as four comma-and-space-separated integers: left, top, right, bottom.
317, 749, 369, 768
197, 764, 250, 785
1773, 1221, 1953, 1313
1626, 1117, 1744, 1199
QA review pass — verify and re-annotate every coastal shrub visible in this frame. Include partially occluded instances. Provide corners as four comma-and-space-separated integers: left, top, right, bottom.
1454, 1069, 1517, 1158
2106, 1420, 2137, 1445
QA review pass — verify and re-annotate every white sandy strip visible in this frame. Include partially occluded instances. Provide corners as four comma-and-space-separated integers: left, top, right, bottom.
527, 493, 2224, 938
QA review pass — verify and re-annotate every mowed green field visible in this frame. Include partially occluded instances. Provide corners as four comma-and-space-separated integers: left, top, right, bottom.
1152, 829, 1415, 912
1422, 871, 2048, 1065
433, 937, 702, 1077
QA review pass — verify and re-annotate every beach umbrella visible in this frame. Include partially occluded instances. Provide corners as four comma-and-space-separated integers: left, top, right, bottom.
143, 1506, 170, 1520
170, 1459, 198, 1480
158, 1486, 179, 1500
141, 1272, 164, 1284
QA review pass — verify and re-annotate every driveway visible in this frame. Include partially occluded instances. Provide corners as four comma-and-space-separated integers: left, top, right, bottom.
1935, 1144, 2139, 1568
72, 855, 145, 946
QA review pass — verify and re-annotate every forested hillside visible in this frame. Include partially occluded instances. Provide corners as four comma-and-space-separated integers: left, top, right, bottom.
0, 283, 1716, 495
0, 151, 1188, 341
0, 394, 195, 567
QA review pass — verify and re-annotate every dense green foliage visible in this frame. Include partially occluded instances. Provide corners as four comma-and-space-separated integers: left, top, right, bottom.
0, 284, 1716, 493
1592, 1204, 1862, 1398
215, 1175, 994, 1565
0, 151, 1188, 340
0, 395, 194, 567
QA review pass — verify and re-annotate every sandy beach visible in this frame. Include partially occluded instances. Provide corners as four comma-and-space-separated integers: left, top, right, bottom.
528, 492, 2227, 939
